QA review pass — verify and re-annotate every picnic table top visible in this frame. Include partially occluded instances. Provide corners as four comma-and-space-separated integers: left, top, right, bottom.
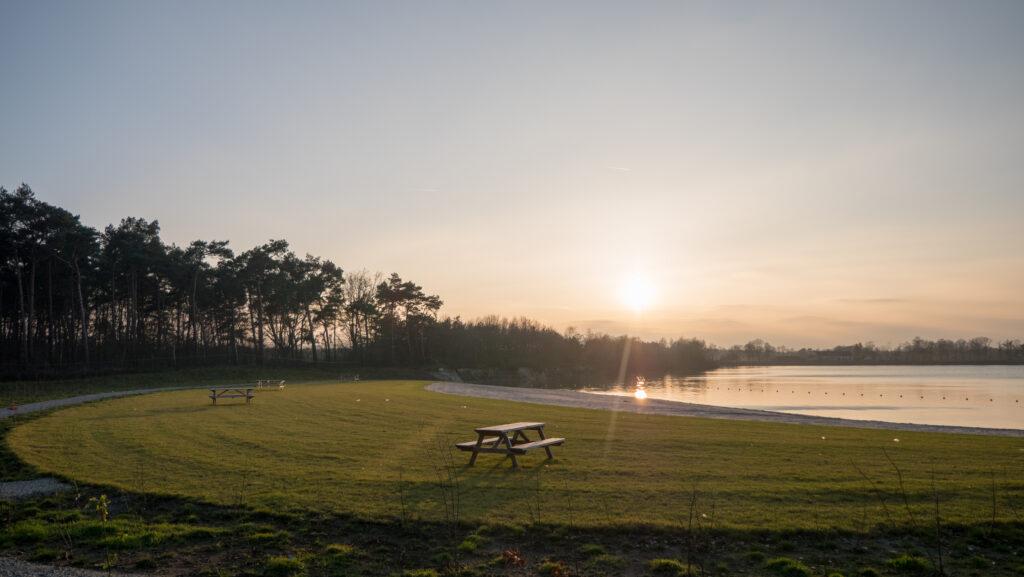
475, 421, 545, 434
209, 386, 255, 391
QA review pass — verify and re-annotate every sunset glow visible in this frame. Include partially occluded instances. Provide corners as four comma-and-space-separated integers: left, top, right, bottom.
620, 275, 656, 313
1, 2, 1022, 347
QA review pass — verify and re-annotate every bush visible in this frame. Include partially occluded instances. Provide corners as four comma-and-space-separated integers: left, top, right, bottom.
324, 543, 357, 558
180, 526, 221, 541
6, 519, 49, 544
249, 530, 291, 547
264, 555, 305, 577
587, 553, 625, 572
968, 555, 991, 569
886, 554, 931, 574
538, 560, 570, 577
458, 534, 487, 553
648, 558, 687, 575
579, 543, 607, 557
29, 546, 60, 561
765, 557, 812, 577
745, 550, 766, 563
859, 568, 880, 577
65, 520, 118, 540
402, 570, 439, 577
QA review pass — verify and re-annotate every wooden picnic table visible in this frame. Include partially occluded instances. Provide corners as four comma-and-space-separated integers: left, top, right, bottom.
209, 386, 255, 405
256, 379, 285, 390
455, 421, 564, 469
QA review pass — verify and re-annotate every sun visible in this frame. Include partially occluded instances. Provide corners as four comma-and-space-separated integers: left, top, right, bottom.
619, 274, 656, 313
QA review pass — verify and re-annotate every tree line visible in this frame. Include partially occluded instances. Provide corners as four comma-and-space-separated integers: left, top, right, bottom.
714, 337, 1024, 364
0, 185, 714, 380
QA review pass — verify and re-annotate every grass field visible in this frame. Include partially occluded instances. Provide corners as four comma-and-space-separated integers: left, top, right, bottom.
10, 380, 1024, 532
0, 365, 426, 406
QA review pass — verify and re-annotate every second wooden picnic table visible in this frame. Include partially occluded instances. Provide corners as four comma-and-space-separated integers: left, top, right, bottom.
208, 386, 255, 404
456, 421, 565, 468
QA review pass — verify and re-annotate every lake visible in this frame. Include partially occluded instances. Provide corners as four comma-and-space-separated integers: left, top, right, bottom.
582, 365, 1024, 430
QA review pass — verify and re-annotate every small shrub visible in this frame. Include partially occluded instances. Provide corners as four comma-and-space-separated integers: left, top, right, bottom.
859, 569, 880, 577
86, 494, 110, 523
505, 524, 527, 537
538, 560, 570, 577
648, 558, 687, 575
745, 550, 766, 563
827, 573, 846, 577
29, 546, 60, 562
45, 509, 83, 523
324, 543, 357, 558
6, 519, 48, 544
579, 543, 607, 557
180, 526, 221, 541
99, 553, 119, 571
886, 554, 931, 574
65, 520, 118, 541
765, 557, 812, 577
458, 533, 487, 553
249, 530, 291, 547
431, 551, 453, 566
134, 557, 159, 570
98, 530, 160, 550
403, 570, 439, 577
264, 555, 305, 577
968, 555, 990, 569
587, 553, 625, 572
966, 526, 991, 545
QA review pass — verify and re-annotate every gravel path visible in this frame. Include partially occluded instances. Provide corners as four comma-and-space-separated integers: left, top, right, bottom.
427, 381, 1024, 437
0, 558, 145, 577
0, 477, 71, 500
0, 386, 212, 421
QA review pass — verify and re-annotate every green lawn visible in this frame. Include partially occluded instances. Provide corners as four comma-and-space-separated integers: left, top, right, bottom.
10, 380, 1024, 532
0, 365, 421, 406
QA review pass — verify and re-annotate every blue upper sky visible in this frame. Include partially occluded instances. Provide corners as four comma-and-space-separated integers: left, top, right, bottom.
2, 1, 1022, 346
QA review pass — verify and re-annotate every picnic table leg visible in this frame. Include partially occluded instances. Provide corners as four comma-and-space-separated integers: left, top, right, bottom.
211, 392, 217, 405
537, 428, 554, 459
500, 432, 519, 469
468, 432, 485, 466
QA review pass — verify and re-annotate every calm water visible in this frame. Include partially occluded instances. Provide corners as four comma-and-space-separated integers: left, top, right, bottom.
583, 365, 1024, 430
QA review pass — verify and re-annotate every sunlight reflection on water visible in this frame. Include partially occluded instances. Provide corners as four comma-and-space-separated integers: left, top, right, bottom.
583, 365, 1024, 429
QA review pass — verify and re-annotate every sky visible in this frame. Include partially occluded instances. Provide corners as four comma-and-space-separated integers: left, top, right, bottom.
2, 1, 1023, 347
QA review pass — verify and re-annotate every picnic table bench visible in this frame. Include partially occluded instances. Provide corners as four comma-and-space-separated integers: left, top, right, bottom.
209, 386, 255, 405
256, 379, 285, 390
455, 422, 564, 469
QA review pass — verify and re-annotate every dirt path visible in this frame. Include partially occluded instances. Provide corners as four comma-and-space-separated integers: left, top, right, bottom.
427, 381, 1024, 437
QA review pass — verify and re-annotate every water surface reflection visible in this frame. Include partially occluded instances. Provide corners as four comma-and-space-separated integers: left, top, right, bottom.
583, 365, 1024, 430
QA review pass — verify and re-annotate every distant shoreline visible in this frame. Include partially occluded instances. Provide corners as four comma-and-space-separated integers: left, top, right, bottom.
719, 361, 1024, 367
